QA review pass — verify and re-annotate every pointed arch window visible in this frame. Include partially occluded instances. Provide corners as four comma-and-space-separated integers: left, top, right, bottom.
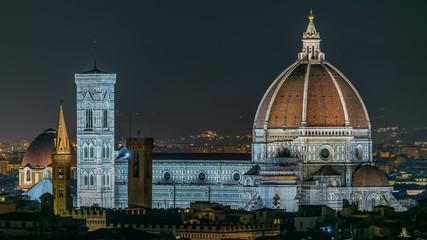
26, 169, 31, 182
106, 144, 111, 159
89, 145, 94, 159
102, 173, 105, 185
84, 174, 88, 185
89, 173, 94, 185
85, 109, 93, 128
101, 143, 111, 159
102, 144, 106, 159
83, 144, 89, 160
103, 110, 108, 128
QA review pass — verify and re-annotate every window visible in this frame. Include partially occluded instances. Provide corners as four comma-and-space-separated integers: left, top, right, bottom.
106, 145, 110, 158
102, 144, 111, 159
89, 145, 94, 159
355, 145, 363, 160
163, 171, 171, 181
198, 171, 206, 182
59, 167, 64, 180
26, 169, 31, 182
320, 148, 330, 159
103, 110, 108, 128
84, 175, 88, 185
85, 109, 93, 128
83, 145, 88, 159
59, 187, 64, 197
232, 172, 241, 182
102, 145, 106, 158
90, 174, 94, 185
319, 145, 334, 161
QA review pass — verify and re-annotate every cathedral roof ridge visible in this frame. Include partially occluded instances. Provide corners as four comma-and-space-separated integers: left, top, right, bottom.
152, 152, 251, 161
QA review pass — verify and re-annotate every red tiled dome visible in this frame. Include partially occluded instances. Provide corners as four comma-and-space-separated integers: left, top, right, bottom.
21, 128, 76, 168
254, 62, 370, 129
352, 165, 389, 187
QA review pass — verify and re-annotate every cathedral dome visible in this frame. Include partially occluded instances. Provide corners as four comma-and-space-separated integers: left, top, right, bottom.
352, 165, 389, 187
254, 62, 370, 129
21, 128, 76, 168
254, 12, 370, 130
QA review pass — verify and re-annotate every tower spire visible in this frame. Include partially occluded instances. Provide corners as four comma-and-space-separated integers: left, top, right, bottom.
308, 9, 314, 21
298, 9, 325, 61
54, 103, 70, 154
52, 102, 72, 214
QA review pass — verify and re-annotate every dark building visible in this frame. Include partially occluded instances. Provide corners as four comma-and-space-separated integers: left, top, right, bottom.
127, 138, 154, 208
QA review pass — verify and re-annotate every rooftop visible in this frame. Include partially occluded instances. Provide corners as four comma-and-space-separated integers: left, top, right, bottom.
153, 153, 251, 161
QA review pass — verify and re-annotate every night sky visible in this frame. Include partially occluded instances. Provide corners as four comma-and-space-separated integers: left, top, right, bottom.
1, 1, 426, 142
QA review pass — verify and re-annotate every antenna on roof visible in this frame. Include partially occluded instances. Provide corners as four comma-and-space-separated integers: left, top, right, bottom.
93, 40, 97, 69
129, 116, 132, 139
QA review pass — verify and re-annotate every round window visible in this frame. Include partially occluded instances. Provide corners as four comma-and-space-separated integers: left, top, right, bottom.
198, 171, 206, 182
320, 148, 330, 159
163, 171, 171, 181
232, 172, 241, 182
318, 145, 334, 161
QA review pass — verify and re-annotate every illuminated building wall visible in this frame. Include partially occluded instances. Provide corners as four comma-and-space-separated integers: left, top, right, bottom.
75, 66, 116, 208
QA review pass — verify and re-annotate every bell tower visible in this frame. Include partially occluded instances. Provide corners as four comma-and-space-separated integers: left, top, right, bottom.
52, 104, 72, 215
75, 63, 116, 208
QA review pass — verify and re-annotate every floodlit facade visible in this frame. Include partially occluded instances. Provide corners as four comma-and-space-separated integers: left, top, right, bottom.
251, 10, 403, 211
75, 64, 116, 208
19, 11, 404, 212
150, 11, 404, 212
151, 153, 256, 210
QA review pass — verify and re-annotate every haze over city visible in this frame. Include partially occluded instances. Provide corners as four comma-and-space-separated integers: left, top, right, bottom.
0, 1, 426, 142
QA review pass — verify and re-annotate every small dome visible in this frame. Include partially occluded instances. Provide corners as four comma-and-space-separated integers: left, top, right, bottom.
21, 129, 76, 168
352, 165, 389, 187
